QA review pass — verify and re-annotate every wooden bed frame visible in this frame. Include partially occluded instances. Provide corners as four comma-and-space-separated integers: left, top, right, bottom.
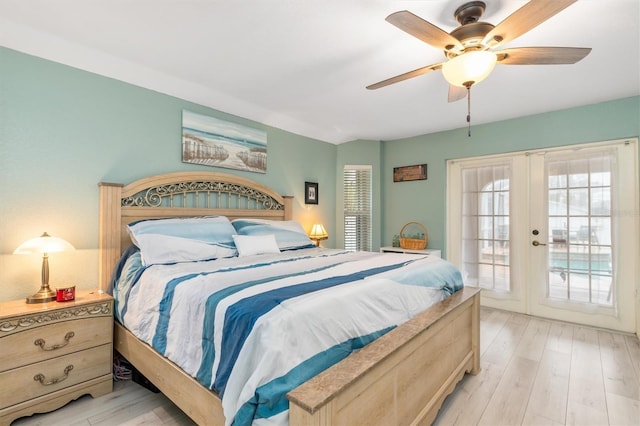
98, 171, 480, 426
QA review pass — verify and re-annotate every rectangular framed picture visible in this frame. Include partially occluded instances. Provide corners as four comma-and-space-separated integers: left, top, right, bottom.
182, 110, 267, 173
305, 182, 318, 204
393, 164, 427, 182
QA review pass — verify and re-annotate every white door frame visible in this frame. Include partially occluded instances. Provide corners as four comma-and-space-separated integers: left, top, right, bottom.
447, 138, 639, 332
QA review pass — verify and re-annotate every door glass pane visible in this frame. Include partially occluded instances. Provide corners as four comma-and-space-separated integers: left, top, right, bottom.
546, 152, 613, 306
461, 165, 511, 292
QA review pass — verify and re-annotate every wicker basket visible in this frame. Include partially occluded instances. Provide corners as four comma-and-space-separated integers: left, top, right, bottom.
399, 222, 428, 250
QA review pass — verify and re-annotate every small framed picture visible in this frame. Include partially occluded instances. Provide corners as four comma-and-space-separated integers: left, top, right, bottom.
305, 182, 318, 204
393, 164, 428, 182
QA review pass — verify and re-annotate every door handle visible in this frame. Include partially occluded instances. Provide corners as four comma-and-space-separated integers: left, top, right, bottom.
532, 240, 547, 246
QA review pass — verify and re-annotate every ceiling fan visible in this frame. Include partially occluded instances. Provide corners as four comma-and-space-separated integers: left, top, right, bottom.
367, 0, 592, 104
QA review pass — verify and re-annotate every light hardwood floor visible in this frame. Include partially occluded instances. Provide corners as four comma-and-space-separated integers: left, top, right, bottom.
11, 307, 640, 426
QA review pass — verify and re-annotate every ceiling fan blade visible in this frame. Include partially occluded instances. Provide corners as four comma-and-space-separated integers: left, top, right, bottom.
386, 10, 464, 53
496, 47, 591, 65
366, 63, 442, 90
448, 85, 467, 103
482, 0, 576, 48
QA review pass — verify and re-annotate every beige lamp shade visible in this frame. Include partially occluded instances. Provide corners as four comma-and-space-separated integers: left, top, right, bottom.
14, 232, 76, 255
442, 50, 497, 88
14, 232, 75, 303
309, 223, 328, 246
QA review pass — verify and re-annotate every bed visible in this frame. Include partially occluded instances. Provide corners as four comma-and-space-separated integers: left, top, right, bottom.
98, 171, 480, 426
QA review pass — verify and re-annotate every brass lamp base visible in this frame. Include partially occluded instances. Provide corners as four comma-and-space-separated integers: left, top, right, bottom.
312, 238, 327, 247
26, 252, 57, 303
26, 287, 56, 304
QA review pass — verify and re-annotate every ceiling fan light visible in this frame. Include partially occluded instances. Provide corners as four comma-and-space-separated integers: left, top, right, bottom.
442, 50, 497, 87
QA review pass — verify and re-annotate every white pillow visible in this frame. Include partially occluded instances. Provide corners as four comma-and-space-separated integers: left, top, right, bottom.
232, 234, 281, 257
134, 234, 237, 265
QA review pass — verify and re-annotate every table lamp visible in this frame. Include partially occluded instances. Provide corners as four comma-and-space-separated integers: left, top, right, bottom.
14, 232, 75, 303
309, 223, 328, 247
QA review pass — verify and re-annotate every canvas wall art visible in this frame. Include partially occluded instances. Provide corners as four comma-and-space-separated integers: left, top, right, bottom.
182, 110, 267, 173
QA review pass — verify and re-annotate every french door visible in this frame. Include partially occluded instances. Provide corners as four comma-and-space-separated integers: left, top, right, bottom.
447, 139, 638, 332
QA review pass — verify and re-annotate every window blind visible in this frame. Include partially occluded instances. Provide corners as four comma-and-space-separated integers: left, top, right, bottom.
343, 165, 372, 251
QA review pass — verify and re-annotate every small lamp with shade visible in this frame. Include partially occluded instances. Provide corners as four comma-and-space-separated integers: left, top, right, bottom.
14, 232, 75, 303
309, 224, 328, 247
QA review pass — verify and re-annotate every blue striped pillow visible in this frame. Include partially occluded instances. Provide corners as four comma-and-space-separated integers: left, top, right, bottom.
127, 216, 237, 265
231, 219, 315, 250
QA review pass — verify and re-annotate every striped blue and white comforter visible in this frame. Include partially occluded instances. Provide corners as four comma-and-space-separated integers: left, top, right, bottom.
113, 248, 463, 426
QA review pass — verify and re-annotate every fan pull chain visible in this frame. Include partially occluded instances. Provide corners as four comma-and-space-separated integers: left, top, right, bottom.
466, 84, 472, 137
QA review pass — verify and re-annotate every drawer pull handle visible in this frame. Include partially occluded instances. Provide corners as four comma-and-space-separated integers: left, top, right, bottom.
34, 331, 75, 351
34, 365, 74, 386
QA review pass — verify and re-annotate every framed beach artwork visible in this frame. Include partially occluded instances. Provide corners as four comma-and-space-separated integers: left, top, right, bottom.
182, 110, 267, 173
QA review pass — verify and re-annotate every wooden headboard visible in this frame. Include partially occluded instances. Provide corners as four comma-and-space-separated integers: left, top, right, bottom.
98, 171, 293, 291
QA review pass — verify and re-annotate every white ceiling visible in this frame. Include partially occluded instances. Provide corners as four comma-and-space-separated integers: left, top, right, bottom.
1, 0, 638, 144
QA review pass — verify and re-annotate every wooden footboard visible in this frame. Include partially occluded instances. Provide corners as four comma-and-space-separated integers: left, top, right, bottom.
114, 287, 479, 426
287, 287, 480, 426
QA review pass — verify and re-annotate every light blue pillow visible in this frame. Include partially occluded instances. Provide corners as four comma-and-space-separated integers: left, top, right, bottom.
127, 216, 237, 265
231, 219, 315, 250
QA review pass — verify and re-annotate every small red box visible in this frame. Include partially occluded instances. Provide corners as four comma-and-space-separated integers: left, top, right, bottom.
56, 286, 75, 302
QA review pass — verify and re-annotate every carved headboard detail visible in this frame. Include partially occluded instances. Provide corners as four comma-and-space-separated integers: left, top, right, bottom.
98, 171, 292, 291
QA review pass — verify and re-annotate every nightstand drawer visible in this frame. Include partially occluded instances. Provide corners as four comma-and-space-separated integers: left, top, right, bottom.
0, 343, 111, 410
0, 316, 112, 372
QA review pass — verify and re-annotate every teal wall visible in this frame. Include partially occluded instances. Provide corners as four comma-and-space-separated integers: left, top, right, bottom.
0, 47, 337, 253
0, 47, 336, 301
380, 96, 640, 256
1, 45, 638, 304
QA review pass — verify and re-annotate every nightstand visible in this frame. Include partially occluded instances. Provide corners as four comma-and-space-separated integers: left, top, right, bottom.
380, 246, 442, 258
0, 290, 113, 425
